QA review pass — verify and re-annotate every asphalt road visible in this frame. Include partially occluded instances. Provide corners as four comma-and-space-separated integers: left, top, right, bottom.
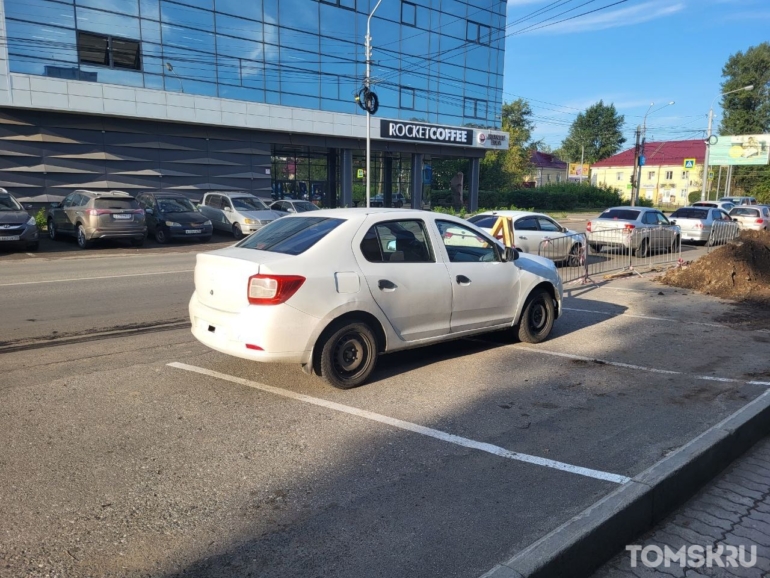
1, 242, 767, 578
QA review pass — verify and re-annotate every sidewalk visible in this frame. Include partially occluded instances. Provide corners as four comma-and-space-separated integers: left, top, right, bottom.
593, 437, 770, 577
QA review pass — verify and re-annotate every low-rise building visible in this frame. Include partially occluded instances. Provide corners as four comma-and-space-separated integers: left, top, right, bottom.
525, 151, 567, 187
591, 140, 705, 206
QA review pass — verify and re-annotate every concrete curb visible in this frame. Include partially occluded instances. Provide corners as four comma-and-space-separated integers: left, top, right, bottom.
480, 389, 770, 578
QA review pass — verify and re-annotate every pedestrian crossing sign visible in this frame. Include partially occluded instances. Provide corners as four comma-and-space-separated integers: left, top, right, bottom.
683, 158, 696, 170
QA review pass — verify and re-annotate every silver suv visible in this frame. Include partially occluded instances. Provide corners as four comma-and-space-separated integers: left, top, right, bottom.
47, 190, 147, 249
198, 191, 282, 239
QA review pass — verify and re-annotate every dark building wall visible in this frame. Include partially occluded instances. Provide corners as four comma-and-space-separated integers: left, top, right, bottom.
0, 108, 273, 202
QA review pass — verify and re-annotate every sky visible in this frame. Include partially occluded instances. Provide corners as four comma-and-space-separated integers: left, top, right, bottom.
503, 0, 769, 157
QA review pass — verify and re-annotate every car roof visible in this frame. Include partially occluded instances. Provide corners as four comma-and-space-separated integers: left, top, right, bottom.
206, 191, 256, 197
473, 210, 547, 220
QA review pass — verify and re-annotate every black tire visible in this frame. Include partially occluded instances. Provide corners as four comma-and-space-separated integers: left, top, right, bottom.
670, 235, 680, 253
233, 223, 244, 240
48, 219, 57, 241
566, 243, 582, 267
590, 243, 603, 254
517, 289, 555, 344
131, 236, 145, 247
76, 224, 91, 249
634, 239, 649, 258
154, 227, 168, 244
706, 234, 715, 247
319, 321, 378, 389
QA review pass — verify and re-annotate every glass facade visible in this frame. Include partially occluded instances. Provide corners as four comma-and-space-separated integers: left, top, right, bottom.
4, 0, 506, 127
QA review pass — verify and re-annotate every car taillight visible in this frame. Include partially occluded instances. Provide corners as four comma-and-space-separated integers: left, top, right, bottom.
133, 209, 144, 215
757, 219, 764, 224
695, 223, 704, 229
247, 274, 305, 305
624, 224, 635, 230
85, 209, 110, 216
586, 221, 592, 232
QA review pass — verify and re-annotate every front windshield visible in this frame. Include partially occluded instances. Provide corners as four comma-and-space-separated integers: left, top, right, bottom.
232, 196, 267, 211
294, 201, 320, 213
157, 197, 196, 213
0, 194, 22, 211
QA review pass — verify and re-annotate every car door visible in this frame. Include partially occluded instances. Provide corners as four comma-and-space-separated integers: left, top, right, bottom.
204, 195, 226, 231
63, 193, 84, 233
137, 194, 157, 233
354, 218, 453, 341
537, 216, 568, 260
434, 220, 520, 332
512, 216, 539, 253
221, 196, 237, 228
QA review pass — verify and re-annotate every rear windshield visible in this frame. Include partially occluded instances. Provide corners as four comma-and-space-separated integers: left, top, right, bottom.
94, 198, 138, 210
467, 215, 499, 228
692, 202, 716, 208
730, 208, 760, 217
670, 208, 708, 219
237, 217, 344, 255
599, 209, 640, 221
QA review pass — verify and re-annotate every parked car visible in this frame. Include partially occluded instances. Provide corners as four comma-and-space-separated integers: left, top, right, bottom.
371, 193, 407, 208
198, 192, 283, 239
47, 190, 146, 249
729, 205, 770, 231
720, 196, 757, 206
188, 209, 562, 388
0, 188, 38, 251
586, 207, 680, 257
668, 206, 733, 244
692, 200, 735, 212
135, 192, 213, 244
467, 210, 584, 266
270, 199, 321, 215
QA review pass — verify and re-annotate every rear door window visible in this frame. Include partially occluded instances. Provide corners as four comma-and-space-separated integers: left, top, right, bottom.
360, 220, 433, 263
238, 216, 344, 255
599, 209, 641, 221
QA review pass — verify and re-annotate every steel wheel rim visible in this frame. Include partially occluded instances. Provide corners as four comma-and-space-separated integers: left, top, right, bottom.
49, 223, 55, 239
156, 229, 166, 243
77, 228, 86, 247
332, 332, 369, 378
529, 301, 547, 332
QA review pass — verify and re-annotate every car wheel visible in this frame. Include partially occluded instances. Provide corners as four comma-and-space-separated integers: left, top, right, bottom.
517, 289, 555, 344
706, 234, 715, 247
76, 225, 91, 249
233, 223, 244, 240
670, 235, 680, 253
48, 219, 56, 240
154, 228, 168, 244
319, 321, 378, 389
567, 243, 582, 267
634, 239, 649, 258
590, 244, 603, 254
130, 236, 145, 247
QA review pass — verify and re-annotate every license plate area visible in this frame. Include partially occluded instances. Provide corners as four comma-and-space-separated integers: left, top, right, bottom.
186, 229, 202, 234
0, 235, 20, 241
113, 214, 132, 220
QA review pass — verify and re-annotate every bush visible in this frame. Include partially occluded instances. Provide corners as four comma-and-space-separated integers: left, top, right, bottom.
35, 207, 47, 230
688, 191, 701, 205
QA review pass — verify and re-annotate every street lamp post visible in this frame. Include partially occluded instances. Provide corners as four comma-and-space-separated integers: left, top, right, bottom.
632, 101, 674, 206
364, 0, 383, 208
700, 85, 754, 201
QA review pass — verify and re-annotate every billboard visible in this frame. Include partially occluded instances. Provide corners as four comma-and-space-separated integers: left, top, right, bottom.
710, 134, 770, 166
568, 163, 590, 179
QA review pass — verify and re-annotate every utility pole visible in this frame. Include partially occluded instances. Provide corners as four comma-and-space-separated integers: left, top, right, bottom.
364, 0, 383, 208
579, 144, 585, 185
631, 126, 641, 207
700, 108, 713, 202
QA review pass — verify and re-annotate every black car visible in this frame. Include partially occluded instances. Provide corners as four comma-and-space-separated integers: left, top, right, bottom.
135, 192, 213, 243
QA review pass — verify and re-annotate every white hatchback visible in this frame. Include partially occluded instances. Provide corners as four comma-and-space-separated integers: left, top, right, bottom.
189, 209, 563, 388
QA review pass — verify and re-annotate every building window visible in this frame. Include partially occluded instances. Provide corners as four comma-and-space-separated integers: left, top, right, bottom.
681, 171, 687, 179
321, 0, 355, 9
400, 86, 415, 109
464, 97, 487, 119
665, 170, 673, 180
647, 170, 655, 180
616, 172, 623, 181
77, 31, 141, 71
466, 21, 491, 45
401, 1, 416, 26
556, 174, 561, 183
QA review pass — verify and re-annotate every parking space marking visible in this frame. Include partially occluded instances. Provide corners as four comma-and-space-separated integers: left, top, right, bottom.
513, 347, 770, 387
0, 269, 194, 287
562, 307, 727, 329
168, 362, 631, 484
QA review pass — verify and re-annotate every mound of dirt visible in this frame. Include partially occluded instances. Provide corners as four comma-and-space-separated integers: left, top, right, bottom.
659, 230, 770, 304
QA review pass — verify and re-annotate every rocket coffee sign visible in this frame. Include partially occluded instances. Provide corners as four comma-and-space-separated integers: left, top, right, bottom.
380, 120, 473, 146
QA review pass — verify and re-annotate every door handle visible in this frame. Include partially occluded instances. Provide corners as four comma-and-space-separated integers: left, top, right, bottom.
518, 235, 527, 240
456, 275, 471, 285
378, 279, 397, 291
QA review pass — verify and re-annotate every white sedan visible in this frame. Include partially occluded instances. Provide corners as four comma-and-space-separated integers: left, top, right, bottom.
467, 211, 584, 266
189, 209, 563, 388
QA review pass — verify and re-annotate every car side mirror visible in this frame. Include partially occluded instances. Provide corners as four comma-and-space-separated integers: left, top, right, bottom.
145, 208, 153, 215
223, 206, 232, 212
670, 219, 676, 225
503, 247, 519, 262
23, 203, 32, 210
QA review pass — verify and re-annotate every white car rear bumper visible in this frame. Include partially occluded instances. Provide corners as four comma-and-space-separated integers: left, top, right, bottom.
189, 292, 317, 364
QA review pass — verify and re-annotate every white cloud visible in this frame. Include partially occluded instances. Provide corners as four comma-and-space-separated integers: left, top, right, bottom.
516, 0, 685, 35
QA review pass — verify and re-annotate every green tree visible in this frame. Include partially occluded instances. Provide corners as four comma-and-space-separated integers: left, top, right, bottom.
560, 101, 626, 164
719, 42, 770, 135
480, 98, 535, 190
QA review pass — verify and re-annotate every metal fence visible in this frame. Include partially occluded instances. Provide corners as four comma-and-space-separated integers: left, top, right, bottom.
706, 220, 740, 253
539, 225, 683, 285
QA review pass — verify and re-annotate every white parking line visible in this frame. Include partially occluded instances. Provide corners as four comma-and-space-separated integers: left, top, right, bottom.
0, 269, 194, 287
168, 362, 631, 485
563, 307, 727, 329
513, 347, 770, 387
